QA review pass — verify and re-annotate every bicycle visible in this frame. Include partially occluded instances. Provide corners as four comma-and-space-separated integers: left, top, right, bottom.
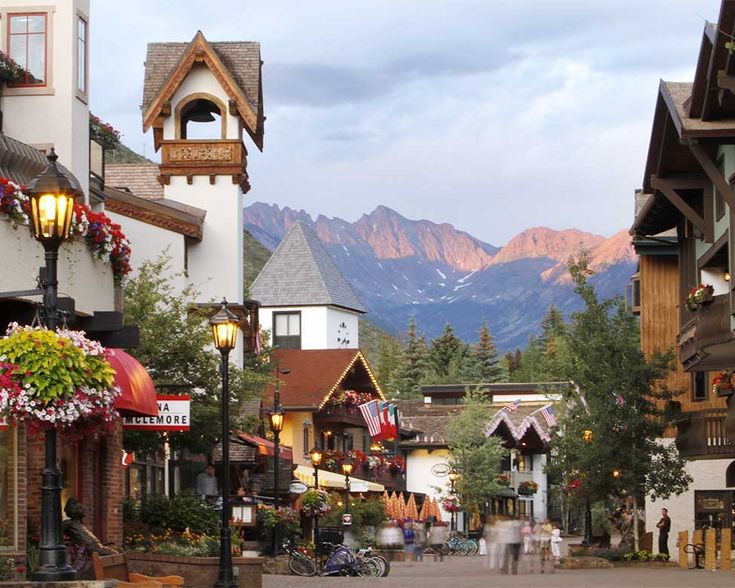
282, 539, 317, 577
684, 543, 705, 570
356, 545, 390, 576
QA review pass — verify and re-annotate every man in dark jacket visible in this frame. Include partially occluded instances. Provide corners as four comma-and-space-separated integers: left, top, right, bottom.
656, 508, 671, 559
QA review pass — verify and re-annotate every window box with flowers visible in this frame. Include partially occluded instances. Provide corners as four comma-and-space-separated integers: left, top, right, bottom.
323, 390, 374, 412
517, 480, 539, 496
712, 371, 734, 397
495, 473, 511, 487
89, 113, 121, 150
685, 284, 714, 311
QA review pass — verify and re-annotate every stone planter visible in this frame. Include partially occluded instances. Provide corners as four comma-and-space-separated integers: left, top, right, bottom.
126, 552, 263, 588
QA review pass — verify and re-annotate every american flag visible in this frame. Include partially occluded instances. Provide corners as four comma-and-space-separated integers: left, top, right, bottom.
539, 404, 557, 427
503, 399, 521, 412
359, 400, 382, 438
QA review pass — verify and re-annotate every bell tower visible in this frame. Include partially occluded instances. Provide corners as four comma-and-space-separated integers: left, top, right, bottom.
142, 32, 264, 362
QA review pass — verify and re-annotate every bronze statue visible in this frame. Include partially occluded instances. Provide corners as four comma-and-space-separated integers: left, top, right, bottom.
62, 498, 118, 555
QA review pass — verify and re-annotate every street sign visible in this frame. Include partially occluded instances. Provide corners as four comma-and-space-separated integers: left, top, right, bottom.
122, 395, 191, 431
342, 513, 352, 526
349, 480, 368, 493
289, 481, 308, 494
431, 463, 451, 477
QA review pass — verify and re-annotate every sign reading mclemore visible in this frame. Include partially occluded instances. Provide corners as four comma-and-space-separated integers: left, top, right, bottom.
123, 395, 191, 431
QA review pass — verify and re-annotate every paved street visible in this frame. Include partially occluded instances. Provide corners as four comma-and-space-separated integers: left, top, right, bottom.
263, 555, 735, 588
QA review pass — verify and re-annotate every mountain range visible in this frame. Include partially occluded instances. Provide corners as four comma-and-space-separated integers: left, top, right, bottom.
243, 203, 636, 350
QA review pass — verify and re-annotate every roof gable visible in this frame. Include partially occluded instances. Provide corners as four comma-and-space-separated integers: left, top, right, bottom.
142, 31, 263, 150
251, 221, 367, 313
268, 349, 384, 409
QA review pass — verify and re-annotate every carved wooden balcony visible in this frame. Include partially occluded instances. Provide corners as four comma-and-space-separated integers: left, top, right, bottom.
158, 139, 249, 191
678, 294, 735, 370
315, 405, 367, 428
675, 408, 735, 458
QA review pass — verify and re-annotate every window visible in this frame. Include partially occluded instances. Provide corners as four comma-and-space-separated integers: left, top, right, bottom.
303, 426, 309, 456
273, 312, 301, 349
518, 498, 534, 519
77, 16, 88, 94
8, 13, 47, 86
693, 371, 707, 401
517, 453, 533, 472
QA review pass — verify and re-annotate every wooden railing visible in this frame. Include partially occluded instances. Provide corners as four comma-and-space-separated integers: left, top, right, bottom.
675, 408, 735, 458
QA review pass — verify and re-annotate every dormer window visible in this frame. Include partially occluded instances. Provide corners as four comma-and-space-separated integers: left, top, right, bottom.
273, 312, 301, 349
8, 13, 47, 86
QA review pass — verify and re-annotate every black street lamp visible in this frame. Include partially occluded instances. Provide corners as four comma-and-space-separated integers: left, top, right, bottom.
268, 367, 289, 554
448, 470, 460, 532
342, 462, 353, 516
210, 299, 240, 588
28, 149, 80, 582
309, 445, 322, 543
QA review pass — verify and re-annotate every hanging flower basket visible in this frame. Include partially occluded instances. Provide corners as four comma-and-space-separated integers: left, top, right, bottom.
0, 324, 120, 437
299, 489, 332, 518
712, 371, 734, 397
495, 473, 511, 487
517, 480, 539, 496
685, 284, 714, 311
441, 497, 462, 513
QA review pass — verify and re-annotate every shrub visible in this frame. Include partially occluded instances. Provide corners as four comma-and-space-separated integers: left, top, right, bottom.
126, 492, 219, 536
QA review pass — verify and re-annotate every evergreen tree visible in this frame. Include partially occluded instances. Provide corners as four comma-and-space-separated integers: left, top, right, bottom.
392, 318, 429, 398
427, 322, 468, 383
504, 348, 523, 378
376, 333, 403, 398
468, 322, 505, 382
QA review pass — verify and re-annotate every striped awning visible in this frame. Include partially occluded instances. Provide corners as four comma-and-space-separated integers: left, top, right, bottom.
293, 464, 384, 492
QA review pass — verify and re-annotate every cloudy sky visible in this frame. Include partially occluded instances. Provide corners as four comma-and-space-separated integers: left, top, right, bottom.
91, 0, 720, 245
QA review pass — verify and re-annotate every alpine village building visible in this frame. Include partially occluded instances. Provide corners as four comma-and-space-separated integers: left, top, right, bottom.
631, 0, 735, 542
0, 0, 265, 566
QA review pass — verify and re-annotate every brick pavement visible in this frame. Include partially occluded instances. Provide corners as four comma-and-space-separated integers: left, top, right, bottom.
263, 555, 735, 588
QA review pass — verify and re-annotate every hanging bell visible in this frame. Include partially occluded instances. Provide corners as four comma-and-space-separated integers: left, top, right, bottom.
186, 99, 217, 123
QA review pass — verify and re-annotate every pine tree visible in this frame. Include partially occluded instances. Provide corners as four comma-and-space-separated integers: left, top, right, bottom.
469, 322, 505, 382
376, 334, 403, 397
427, 323, 469, 383
392, 318, 430, 398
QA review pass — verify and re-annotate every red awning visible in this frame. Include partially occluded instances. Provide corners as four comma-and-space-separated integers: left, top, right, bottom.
106, 349, 158, 417
238, 432, 293, 460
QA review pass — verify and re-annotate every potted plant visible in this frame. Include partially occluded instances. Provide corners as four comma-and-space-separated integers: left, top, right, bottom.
495, 473, 511, 487
712, 371, 734, 397
685, 284, 714, 311
518, 480, 539, 496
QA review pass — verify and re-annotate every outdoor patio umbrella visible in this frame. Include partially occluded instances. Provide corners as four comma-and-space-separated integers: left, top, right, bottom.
406, 493, 418, 520
418, 497, 429, 521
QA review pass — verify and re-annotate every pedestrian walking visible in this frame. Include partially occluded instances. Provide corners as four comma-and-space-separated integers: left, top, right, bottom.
522, 519, 534, 554
656, 507, 671, 559
403, 519, 416, 564
550, 523, 563, 563
540, 518, 552, 561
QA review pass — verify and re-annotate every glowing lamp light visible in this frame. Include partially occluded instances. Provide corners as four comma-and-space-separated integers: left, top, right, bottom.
309, 446, 323, 467
582, 429, 594, 443
342, 462, 353, 476
26, 150, 80, 244
268, 409, 284, 434
209, 299, 240, 352
612, 469, 621, 478
448, 470, 461, 483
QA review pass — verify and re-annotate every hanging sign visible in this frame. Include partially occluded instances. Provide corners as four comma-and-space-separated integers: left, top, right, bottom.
289, 481, 308, 494
342, 513, 352, 526
122, 395, 191, 431
0, 418, 8, 430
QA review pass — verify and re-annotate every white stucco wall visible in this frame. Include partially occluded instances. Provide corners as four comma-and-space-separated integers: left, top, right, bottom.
258, 306, 330, 350
1, 0, 90, 198
326, 307, 360, 349
0, 218, 115, 315
646, 438, 734, 554
105, 212, 187, 295
406, 449, 453, 524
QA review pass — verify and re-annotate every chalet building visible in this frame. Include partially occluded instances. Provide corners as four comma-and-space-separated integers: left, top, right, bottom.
0, 0, 265, 563
250, 222, 399, 496
399, 383, 564, 529
631, 0, 735, 541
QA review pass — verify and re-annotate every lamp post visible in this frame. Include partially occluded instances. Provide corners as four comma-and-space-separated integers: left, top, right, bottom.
309, 445, 322, 544
27, 149, 80, 582
448, 470, 460, 532
342, 462, 353, 517
210, 299, 240, 588
268, 367, 289, 554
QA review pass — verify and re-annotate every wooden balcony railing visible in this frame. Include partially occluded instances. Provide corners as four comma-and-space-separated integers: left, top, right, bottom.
678, 294, 735, 370
315, 405, 366, 428
675, 408, 735, 458
158, 139, 249, 191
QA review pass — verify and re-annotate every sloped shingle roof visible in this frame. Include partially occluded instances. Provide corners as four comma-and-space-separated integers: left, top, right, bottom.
106, 163, 163, 201
251, 221, 366, 313
142, 41, 261, 115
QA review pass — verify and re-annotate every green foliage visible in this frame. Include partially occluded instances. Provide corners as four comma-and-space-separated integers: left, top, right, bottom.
321, 496, 386, 544
243, 229, 273, 297
125, 492, 219, 535
547, 252, 692, 508
125, 528, 220, 557
391, 318, 430, 398
445, 388, 505, 509
509, 306, 572, 382
123, 255, 270, 456
0, 328, 114, 402
466, 322, 505, 382
428, 323, 468, 382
